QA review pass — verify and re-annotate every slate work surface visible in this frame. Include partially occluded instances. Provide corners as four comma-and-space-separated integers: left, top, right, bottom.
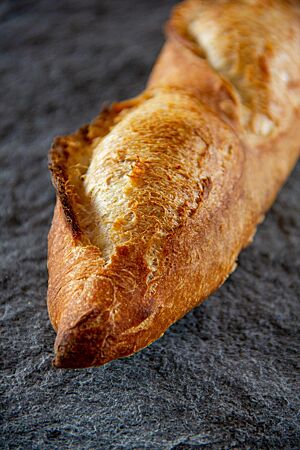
1, 1, 299, 448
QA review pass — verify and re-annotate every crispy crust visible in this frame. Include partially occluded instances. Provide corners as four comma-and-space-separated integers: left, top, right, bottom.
48, 0, 300, 368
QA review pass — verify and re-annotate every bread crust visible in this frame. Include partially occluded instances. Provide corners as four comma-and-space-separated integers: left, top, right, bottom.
48, 0, 300, 368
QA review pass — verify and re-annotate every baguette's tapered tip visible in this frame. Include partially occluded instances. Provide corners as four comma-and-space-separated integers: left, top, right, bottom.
53, 327, 105, 369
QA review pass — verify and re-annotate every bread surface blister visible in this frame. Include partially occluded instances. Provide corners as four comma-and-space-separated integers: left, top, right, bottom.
48, 0, 300, 368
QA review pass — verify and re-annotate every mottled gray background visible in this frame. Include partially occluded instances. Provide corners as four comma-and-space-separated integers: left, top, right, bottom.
1, 1, 299, 448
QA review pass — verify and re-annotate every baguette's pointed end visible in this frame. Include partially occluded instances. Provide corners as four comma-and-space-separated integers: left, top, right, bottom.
52, 323, 141, 369
52, 327, 107, 369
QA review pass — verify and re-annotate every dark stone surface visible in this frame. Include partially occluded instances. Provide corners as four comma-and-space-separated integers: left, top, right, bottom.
1, 1, 299, 448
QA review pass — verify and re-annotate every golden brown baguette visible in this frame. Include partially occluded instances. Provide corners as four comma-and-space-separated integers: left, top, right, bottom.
48, 0, 300, 368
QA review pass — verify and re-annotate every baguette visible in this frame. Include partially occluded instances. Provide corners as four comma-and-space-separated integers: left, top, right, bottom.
48, 0, 300, 368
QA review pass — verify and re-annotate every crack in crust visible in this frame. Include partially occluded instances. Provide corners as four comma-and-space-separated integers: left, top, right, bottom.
168, 0, 300, 136
50, 88, 240, 273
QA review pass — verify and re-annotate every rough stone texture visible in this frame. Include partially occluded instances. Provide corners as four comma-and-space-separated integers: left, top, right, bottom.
0, 1, 299, 448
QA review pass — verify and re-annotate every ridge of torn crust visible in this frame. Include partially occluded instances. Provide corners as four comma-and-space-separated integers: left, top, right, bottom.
48, 96, 148, 254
